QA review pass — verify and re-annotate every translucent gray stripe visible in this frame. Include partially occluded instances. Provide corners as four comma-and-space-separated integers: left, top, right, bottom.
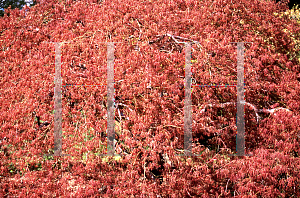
54, 42, 62, 156
107, 42, 115, 156
184, 43, 193, 156
236, 42, 245, 156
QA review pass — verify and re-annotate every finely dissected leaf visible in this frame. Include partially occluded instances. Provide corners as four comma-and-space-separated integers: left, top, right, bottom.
0, 0, 299, 197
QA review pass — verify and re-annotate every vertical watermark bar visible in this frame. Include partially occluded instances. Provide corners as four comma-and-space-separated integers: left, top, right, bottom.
54, 42, 62, 156
183, 42, 193, 156
229, 42, 252, 157
236, 42, 245, 156
107, 42, 115, 156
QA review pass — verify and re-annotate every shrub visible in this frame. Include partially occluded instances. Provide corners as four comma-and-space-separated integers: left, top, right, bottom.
0, 0, 299, 197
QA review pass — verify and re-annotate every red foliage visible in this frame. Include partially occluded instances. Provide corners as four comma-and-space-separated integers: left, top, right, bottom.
0, 0, 300, 197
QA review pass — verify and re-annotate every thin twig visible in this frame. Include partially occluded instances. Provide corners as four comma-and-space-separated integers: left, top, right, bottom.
144, 161, 146, 179
116, 102, 133, 112
166, 33, 201, 46
163, 125, 182, 128
149, 33, 202, 50
216, 135, 228, 149
71, 70, 87, 78
225, 178, 230, 193
117, 104, 122, 122
127, 23, 140, 32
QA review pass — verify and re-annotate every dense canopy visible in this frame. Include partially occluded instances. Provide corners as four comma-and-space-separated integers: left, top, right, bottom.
0, 0, 300, 196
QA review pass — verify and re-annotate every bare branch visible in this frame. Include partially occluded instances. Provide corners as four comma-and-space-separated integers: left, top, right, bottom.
199, 102, 292, 124
257, 107, 291, 114
149, 33, 202, 51
166, 33, 201, 46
